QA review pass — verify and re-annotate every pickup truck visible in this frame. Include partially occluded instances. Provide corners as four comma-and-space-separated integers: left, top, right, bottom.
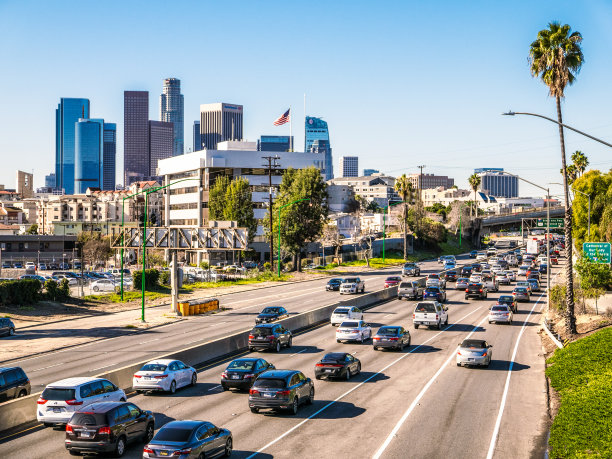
398, 280, 425, 300
339, 277, 365, 294
402, 263, 421, 277
413, 301, 448, 330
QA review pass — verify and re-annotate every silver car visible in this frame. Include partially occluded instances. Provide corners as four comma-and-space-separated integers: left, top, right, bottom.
504, 270, 517, 282
456, 277, 470, 290
456, 339, 492, 367
488, 305, 513, 324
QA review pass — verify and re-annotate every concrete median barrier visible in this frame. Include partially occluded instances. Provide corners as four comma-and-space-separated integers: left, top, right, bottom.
0, 286, 397, 434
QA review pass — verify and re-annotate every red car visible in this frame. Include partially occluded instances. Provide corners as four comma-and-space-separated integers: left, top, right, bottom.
384, 276, 402, 288
550, 256, 558, 264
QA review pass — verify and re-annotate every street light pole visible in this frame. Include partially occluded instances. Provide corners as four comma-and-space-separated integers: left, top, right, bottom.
277, 198, 311, 277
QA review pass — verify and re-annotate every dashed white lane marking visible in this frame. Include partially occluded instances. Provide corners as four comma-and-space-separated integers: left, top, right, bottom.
208, 385, 222, 391
30, 363, 64, 372
290, 349, 307, 357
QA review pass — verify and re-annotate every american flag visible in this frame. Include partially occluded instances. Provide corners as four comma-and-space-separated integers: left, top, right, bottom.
273, 108, 290, 126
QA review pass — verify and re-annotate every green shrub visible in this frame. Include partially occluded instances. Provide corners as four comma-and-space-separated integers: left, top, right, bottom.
0, 279, 42, 305
132, 269, 160, 291
43, 279, 70, 301
301, 258, 310, 268
549, 285, 567, 312
263, 262, 271, 271
199, 261, 209, 269
159, 271, 170, 285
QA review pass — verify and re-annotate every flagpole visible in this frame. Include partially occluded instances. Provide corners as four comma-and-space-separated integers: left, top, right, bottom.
289, 106, 292, 152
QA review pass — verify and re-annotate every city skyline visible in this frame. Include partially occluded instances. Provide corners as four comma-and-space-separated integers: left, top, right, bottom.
2, 1, 612, 195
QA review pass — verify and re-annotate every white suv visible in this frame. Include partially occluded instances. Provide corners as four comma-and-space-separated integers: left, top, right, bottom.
37, 377, 126, 426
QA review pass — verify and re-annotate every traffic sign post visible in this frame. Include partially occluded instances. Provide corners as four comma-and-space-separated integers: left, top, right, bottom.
583, 242, 611, 264
536, 218, 564, 228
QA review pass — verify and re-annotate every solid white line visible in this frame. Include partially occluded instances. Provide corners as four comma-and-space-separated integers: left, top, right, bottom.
372, 314, 489, 459
290, 349, 307, 357
245, 305, 484, 459
30, 363, 64, 372
208, 385, 222, 391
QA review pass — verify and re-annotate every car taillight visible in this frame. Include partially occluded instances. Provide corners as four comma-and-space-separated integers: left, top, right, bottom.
143, 448, 154, 454
277, 390, 290, 396
388, 337, 399, 341
37, 398, 47, 405
66, 424, 73, 433
412, 313, 415, 319
134, 374, 142, 378
316, 363, 343, 367
221, 372, 228, 379
267, 335, 275, 341
482, 352, 487, 357
173, 449, 192, 456
248, 334, 254, 339
66, 399, 83, 406
435, 315, 439, 320
244, 373, 255, 378
98, 426, 111, 435
249, 389, 259, 395
465, 288, 469, 292
457, 351, 462, 355
154, 375, 168, 379
479, 289, 483, 293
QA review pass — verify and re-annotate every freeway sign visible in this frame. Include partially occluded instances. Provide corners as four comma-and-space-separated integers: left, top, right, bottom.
536, 218, 564, 228
583, 242, 611, 264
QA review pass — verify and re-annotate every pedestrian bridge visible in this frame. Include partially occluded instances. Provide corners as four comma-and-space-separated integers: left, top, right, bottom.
480, 206, 565, 230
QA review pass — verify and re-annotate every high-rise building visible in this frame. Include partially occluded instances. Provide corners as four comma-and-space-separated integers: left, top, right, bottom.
124, 91, 149, 185
339, 156, 359, 177
160, 78, 184, 157
16, 170, 33, 198
148, 121, 174, 176
193, 121, 202, 152
45, 173, 56, 188
363, 169, 379, 176
200, 103, 243, 150
475, 168, 519, 198
305, 116, 333, 180
407, 173, 454, 190
103, 123, 116, 190
258, 135, 293, 152
56, 98, 90, 194
75, 118, 104, 193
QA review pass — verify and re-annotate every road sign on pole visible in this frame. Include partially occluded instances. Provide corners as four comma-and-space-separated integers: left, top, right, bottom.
536, 218, 564, 228
583, 242, 611, 264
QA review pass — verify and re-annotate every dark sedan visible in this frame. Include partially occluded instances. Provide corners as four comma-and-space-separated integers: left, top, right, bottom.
255, 306, 289, 324
373, 326, 411, 351
144, 420, 232, 458
325, 278, 344, 291
0, 317, 16, 337
444, 270, 458, 282
469, 250, 478, 258
497, 295, 518, 313
314, 352, 361, 380
424, 286, 446, 303
221, 358, 275, 391
248, 324, 292, 352
249, 369, 314, 415
460, 266, 473, 277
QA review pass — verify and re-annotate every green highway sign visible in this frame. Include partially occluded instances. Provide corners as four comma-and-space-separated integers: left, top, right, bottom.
536, 218, 564, 228
583, 242, 611, 264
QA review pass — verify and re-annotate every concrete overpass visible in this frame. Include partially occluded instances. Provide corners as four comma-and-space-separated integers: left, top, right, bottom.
480, 206, 565, 233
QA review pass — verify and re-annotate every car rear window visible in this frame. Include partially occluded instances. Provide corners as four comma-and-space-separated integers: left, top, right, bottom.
70, 412, 107, 426
333, 308, 349, 315
253, 378, 286, 389
414, 303, 436, 313
378, 327, 400, 335
141, 364, 167, 372
228, 360, 255, 370
399, 282, 413, 288
153, 427, 194, 442
250, 327, 273, 336
491, 306, 508, 312
515, 288, 528, 293
461, 340, 486, 348
42, 388, 76, 400
322, 353, 346, 362
340, 321, 359, 328
499, 296, 513, 302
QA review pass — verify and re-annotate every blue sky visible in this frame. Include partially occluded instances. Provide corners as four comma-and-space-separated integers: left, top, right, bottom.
1, 0, 612, 198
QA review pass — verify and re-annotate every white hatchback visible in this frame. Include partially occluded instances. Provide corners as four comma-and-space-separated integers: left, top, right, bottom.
336, 320, 372, 343
133, 359, 197, 394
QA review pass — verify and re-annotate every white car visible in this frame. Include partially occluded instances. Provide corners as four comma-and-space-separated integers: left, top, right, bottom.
469, 274, 482, 283
37, 377, 126, 426
497, 272, 511, 285
426, 274, 446, 289
537, 255, 548, 264
491, 265, 503, 274
476, 252, 487, 261
133, 359, 197, 394
504, 270, 516, 282
90, 279, 118, 292
336, 320, 372, 343
517, 265, 530, 276
488, 304, 513, 324
331, 306, 363, 326
339, 277, 365, 294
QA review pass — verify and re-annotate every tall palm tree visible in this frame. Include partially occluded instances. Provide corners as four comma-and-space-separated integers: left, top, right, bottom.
394, 174, 414, 260
468, 173, 481, 218
571, 150, 589, 177
529, 22, 583, 335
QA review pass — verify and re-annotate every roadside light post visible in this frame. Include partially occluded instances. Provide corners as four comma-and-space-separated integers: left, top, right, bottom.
277, 198, 311, 278
382, 201, 403, 264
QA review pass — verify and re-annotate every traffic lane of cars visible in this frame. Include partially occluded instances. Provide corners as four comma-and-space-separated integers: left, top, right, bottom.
0, 285, 490, 458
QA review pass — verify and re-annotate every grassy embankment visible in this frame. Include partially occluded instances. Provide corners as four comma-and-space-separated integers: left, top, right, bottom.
546, 327, 612, 458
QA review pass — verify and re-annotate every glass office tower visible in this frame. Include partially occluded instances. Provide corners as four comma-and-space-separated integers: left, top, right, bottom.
124, 91, 149, 185
103, 123, 116, 190
193, 121, 202, 152
305, 116, 333, 180
56, 98, 90, 194
258, 135, 293, 152
74, 119, 104, 193
160, 78, 184, 157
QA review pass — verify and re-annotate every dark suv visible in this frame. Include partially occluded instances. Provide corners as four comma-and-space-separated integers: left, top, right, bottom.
248, 324, 292, 352
465, 282, 488, 300
221, 358, 275, 391
0, 317, 15, 337
445, 270, 458, 282
0, 367, 30, 401
249, 369, 314, 414
65, 401, 154, 457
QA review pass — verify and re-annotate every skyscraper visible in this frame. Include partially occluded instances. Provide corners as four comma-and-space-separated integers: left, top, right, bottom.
258, 135, 293, 152
475, 168, 519, 198
193, 120, 202, 152
16, 170, 33, 198
56, 98, 90, 194
103, 123, 116, 190
200, 103, 243, 150
45, 173, 56, 188
160, 78, 184, 157
148, 121, 174, 176
75, 119, 104, 193
124, 91, 149, 185
339, 156, 359, 177
305, 116, 333, 180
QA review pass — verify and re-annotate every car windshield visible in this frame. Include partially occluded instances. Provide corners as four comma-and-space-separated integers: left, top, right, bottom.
491, 306, 507, 312
322, 353, 346, 362
344, 278, 358, 283
227, 360, 255, 370
515, 288, 528, 293
253, 378, 286, 389
153, 427, 194, 442
377, 327, 400, 335
41, 388, 76, 401
333, 308, 349, 315
461, 340, 486, 349
250, 327, 273, 336
404, 264, 416, 268
70, 412, 107, 426
261, 307, 281, 314
428, 274, 439, 279
141, 364, 167, 372
340, 321, 359, 328
415, 303, 436, 313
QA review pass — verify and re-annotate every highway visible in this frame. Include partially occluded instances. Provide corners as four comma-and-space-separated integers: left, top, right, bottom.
0, 261, 556, 458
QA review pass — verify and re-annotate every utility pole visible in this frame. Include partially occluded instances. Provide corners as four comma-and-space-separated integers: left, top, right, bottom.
417, 165, 425, 247
262, 155, 281, 270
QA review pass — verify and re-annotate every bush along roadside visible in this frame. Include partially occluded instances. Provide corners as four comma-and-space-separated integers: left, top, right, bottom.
545, 327, 612, 458
0, 278, 71, 305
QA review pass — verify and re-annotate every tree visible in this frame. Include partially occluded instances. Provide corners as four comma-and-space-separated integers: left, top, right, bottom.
77, 232, 113, 268
26, 224, 38, 234
208, 175, 231, 220
530, 21, 584, 335
394, 174, 414, 260
572, 169, 612, 248
571, 151, 589, 177
563, 164, 578, 185
268, 167, 328, 271
320, 223, 342, 264
223, 177, 257, 245
468, 173, 481, 218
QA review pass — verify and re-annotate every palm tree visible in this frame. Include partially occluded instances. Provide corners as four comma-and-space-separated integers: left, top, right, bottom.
571, 150, 589, 177
468, 173, 481, 218
394, 174, 414, 260
529, 22, 583, 336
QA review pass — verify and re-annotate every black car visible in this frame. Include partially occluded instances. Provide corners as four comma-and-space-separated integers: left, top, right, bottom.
469, 250, 478, 258
144, 420, 232, 458
255, 306, 289, 324
460, 266, 473, 277
0, 317, 15, 337
465, 282, 488, 300
314, 353, 361, 380
497, 295, 518, 313
65, 401, 154, 457
445, 270, 458, 282
325, 278, 344, 291
373, 326, 411, 351
248, 324, 292, 352
221, 358, 275, 391
539, 264, 548, 274
248, 369, 314, 414
471, 263, 483, 273
0, 366, 30, 401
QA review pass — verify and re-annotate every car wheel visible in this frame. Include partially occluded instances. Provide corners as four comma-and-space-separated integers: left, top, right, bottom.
356, 363, 361, 374
337, 339, 341, 343
287, 337, 292, 348
346, 368, 351, 380
222, 384, 229, 391
456, 362, 461, 367
445, 317, 448, 326
169, 380, 176, 394
373, 346, 378, 351
414, 324, 419, 329
9, 328, 15, 336
93, 286, 99, 292
437, 321, 441, 330
249, 347, 255, 352
307, 387, 314, 404
360, 334, 364, 344
143, 423, 154, 443
113, 435, 126, 457
223, 437, 233, 457
315, 375, 321, 380
465, 296, 469, 300
190, 372, 197, 386
290, 397, 299, 415
250, 407, 259, 413
275, 341, 281, 353
17, 390, 27, 398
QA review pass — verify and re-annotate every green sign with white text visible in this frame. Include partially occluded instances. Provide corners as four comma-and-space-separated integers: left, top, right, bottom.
536, 218, 564, 228
583, 242, 611, 264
